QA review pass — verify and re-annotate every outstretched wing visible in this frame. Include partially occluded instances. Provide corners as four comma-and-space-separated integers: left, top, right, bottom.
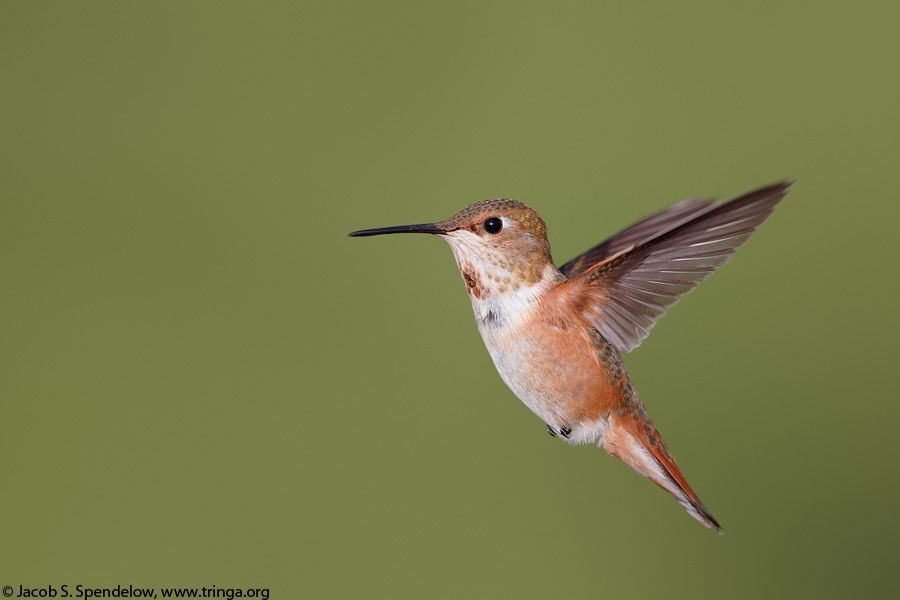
565, 182, 790, 354
559, 197, 716, 279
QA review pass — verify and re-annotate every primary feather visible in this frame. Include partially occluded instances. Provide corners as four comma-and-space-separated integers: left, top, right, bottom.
561, 182, 790, 353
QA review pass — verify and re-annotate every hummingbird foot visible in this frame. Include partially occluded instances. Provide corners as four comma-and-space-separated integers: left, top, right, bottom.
547, 424, 573, 439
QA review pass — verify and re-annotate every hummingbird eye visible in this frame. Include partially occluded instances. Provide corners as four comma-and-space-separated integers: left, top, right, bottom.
483, 217, 503, 234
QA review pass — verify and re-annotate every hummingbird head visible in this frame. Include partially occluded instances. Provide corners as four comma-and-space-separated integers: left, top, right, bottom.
349, 199, 563, 301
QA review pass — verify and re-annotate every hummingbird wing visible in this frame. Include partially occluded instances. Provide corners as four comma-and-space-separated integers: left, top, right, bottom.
564, 182, 790, 354
559, 197, 716, 279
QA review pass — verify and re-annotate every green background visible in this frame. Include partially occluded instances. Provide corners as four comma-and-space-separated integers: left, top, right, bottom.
2, 1, 897, 598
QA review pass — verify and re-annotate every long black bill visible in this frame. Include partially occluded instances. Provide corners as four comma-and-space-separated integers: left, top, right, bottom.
347, 223, 445, 237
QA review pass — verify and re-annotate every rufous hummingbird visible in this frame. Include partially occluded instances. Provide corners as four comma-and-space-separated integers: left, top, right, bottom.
349, 182, 790, 532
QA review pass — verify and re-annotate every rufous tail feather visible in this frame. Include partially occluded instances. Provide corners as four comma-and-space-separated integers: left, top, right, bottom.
603, 413, 722, 533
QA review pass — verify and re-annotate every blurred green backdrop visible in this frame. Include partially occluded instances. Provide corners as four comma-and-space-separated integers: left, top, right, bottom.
2, 1, 897, 598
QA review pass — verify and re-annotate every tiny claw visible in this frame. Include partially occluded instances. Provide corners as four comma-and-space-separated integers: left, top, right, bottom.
559, 426, 572, 439
546, 424, 556, 437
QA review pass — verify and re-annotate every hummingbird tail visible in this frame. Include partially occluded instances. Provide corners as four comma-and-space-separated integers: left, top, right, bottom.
602, 416, 722, 533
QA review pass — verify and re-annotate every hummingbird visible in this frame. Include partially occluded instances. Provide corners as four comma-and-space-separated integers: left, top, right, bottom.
348, 182, 790, 532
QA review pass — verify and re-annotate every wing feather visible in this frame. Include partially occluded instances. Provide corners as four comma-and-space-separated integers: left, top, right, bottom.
559, 197, 716, 278
565, 182, 790, 353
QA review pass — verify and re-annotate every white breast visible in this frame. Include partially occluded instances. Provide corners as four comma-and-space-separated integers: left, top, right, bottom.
468, 270, 609, 446
468, 274, 562, 424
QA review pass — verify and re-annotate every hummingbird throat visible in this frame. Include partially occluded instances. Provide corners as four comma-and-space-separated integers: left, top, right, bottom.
447, 240, 546, 300
442, 236, 563, 332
